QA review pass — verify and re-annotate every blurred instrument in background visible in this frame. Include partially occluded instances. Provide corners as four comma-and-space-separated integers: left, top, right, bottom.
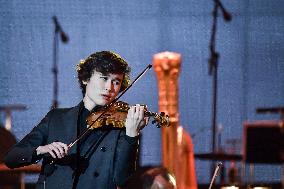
0, 104, 27, 131
153, 52, 197, 189
0, 163, 41, 174
194, 153, 242, 161
0, 125, 20, 189
0, 105, 40, 189
256, 107, 284, 120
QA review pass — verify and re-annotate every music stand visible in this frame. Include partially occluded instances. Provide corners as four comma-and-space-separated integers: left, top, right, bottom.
243, 120, 284, 188
243, 120, 284, 164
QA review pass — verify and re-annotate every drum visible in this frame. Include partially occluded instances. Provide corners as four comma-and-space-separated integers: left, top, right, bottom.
0, 126, 21, 188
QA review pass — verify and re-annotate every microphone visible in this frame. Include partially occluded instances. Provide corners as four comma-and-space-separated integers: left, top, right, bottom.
216, 0, 232, 22
220, 6, 232, 22
208, 162, 223, 189
52, 16, 69, 43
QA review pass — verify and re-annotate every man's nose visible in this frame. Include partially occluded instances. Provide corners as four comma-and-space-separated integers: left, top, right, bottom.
105, 80, 113, 91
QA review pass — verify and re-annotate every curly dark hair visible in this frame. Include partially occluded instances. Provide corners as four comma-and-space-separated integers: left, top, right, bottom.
76, 51, 131, 96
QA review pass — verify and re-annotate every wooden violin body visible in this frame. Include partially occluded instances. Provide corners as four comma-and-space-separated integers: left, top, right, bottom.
86, 101, 170, 129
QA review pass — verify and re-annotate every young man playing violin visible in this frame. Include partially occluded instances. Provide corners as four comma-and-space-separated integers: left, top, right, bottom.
4, 51, 147, 189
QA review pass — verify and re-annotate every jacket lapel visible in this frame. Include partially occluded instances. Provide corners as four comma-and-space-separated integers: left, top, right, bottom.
61, 102, 82, 155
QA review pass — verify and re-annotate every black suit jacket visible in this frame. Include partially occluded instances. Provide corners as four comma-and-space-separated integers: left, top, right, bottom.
4, 102, 139, 189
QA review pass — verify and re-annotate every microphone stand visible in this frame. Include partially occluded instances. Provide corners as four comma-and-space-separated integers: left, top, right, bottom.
208, 0, 231, 178
51, 16, 69, 109
208, 162, 223, 189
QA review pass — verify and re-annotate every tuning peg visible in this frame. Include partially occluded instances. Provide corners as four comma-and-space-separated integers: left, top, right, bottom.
156, 123, 161, 128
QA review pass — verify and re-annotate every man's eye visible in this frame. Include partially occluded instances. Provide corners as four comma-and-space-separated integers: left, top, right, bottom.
113, 81, 121, 85
100, 77, 108, 81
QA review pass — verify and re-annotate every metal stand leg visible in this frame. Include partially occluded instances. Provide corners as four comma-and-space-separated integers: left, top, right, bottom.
249, 164, 254, 189
241, 162, 245, 186
282, 164, 284, 189
20, 174, 25, 189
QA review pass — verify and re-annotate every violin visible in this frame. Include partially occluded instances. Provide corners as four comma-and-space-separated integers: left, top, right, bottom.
86, 101, 170, 129
67, 65, 168, 149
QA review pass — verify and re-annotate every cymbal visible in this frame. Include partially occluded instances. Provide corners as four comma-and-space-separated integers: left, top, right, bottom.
194, 152, 242, 161
0, 104, 27, 111
256, 107, 284, 114
0, 163, 41, 173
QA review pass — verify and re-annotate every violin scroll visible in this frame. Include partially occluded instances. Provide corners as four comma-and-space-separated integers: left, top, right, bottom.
150, 111, 170, 128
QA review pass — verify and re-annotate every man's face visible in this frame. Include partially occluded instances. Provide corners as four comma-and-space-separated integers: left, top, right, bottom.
83, 71, 124, 108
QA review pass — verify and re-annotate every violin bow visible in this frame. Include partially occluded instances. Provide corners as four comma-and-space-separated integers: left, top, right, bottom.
68, 64, 152, 149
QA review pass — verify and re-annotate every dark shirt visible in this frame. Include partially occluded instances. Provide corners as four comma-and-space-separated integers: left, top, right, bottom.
77, 105, 102, 157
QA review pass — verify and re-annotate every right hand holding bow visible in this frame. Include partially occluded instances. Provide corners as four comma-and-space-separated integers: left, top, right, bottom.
36, 142, 68, 159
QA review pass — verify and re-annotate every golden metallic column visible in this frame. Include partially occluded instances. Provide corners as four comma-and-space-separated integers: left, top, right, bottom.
153, 52, 197, 189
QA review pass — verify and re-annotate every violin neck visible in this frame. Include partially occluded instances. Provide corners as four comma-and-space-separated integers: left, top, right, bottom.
145, 111, 156, 117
